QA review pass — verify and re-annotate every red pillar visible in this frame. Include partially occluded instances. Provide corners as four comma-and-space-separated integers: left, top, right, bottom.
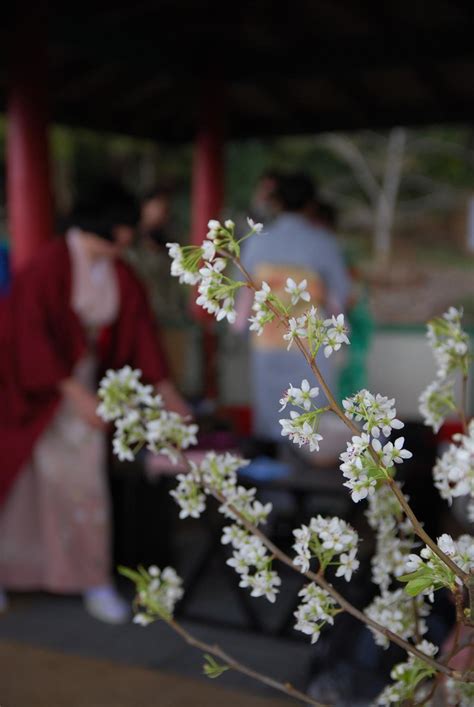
190, 86, 225, 249
190, 83, 225, 399
7, 22, 53, 272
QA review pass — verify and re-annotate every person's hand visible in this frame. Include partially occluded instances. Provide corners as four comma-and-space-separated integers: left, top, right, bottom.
60, 378, 107, 430
156, 379, 193, 419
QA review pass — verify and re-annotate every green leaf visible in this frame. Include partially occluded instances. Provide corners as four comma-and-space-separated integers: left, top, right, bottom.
404, 576, 434, 596
203, 654, 230, 679
118, 566, 143, 585
398, 569, 427, 583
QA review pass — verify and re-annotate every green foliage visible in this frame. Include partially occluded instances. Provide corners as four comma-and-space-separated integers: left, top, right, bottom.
203, 654, 230, 679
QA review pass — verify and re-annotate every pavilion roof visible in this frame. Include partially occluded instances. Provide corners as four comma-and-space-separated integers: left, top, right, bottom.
3, 1, 474, 141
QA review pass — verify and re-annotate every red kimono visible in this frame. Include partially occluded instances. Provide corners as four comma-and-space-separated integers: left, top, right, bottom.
0, 238, 168, 506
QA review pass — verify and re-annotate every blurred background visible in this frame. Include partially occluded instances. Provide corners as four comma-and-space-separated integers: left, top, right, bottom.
0, 3, 473, 706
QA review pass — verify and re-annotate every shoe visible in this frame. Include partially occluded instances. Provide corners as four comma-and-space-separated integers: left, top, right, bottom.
83, 585, 130, 624
0, 589, 8, 613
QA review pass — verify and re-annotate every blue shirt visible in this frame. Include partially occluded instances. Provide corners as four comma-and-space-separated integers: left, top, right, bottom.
241, 213, 350, 439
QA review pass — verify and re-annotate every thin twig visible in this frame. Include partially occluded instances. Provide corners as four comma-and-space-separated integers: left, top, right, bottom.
413, 598, 422, 644
459, 373, 469, 435
412, 674, 442, 707
167, 617, 328, 706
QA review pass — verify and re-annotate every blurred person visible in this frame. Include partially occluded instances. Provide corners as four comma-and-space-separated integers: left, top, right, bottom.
0, 181, 188, 622
310, 198, 374, 400
249, 169, 281, 223
129, 185, 187, 325
140, 185, 173, 249
126, 186, 191, 390
234, 173, 351, 462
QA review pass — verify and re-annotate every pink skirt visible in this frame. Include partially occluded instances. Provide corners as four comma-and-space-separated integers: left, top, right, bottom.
0, 357, 111, 592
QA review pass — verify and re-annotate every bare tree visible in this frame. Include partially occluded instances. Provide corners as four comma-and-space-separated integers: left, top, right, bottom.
319, 128, 406, 268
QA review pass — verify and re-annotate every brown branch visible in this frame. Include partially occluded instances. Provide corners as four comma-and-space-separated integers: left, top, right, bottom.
167, 617, 328, 706
459, 373, 469, 435
412, 598, 422, 644
206, 482, 465, 681
412, 674, 442, 707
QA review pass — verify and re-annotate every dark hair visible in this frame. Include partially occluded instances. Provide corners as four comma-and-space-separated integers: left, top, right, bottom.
69, 181, 139, 241
142, 185, 174, 203
258, 169, 281, 183
274, 172, 317, 212
315, 199, 338, 230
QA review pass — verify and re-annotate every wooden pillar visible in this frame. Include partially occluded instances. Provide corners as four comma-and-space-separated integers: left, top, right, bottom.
190, 84, 225, 248
7, 19, 53, 272
190, 83, 225, 399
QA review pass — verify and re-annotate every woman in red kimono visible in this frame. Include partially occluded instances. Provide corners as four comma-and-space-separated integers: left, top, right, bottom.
0, 182, 188, 622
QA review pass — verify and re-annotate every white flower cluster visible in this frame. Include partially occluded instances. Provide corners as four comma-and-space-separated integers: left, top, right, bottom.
167, 218, 263, 324
365, 589, 429, 649
249, 281, 276, 336
293, 583, 339, 644
418, 378, 456, 434
222, 525, 281, 603
444, 679, 474, 707
340, 391, 412, 503
433, 420, 474, 509
98, 366, 162, 422
133, 566, 184, 626
170, 452, 251, 520
166, 243, 202, 285
97, 367, 198, 462
366, 486, 415, 591
169, 448, 279, 604
196, 258, 239, 324
419, 307, 470, 432
170, 464, 206, 520
376, 640, 438, 706
403, 533, 473, 602
427, 306, 470, 379
343, 389, 404, 439
279, 379, 325, 453
292, 515, 359, 580
283, 308, 350, 358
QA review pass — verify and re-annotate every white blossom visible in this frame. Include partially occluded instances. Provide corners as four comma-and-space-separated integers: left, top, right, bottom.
294, 584, 339, 643
323, 313, 350, 357
292, 516, 359, 580
284, 277, 311, 306
280, 411, 323, 452
426, 306, 469, 379
283, 315, 307, 349
335, 548, 360, 581
247, 217, 264, 233
376, 641, 439, 705
433, 420, 474, 505
339, 433, 377, 503
343, 389, 404, 439
372, 436, 413, 466
365, 590, 429, 649
279, 379, 319, 412
419, 377, 455, 433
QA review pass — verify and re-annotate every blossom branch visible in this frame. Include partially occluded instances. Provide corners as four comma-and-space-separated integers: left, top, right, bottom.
234, 255, 469, 587
209, 482, 465, 681
166, 616, 328, 707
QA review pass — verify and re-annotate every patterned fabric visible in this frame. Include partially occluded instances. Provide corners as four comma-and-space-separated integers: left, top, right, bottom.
0, 234, 118, 591
241, 213, 350, 440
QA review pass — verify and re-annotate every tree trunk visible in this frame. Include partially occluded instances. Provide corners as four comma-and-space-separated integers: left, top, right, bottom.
373, 128, 406, 269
